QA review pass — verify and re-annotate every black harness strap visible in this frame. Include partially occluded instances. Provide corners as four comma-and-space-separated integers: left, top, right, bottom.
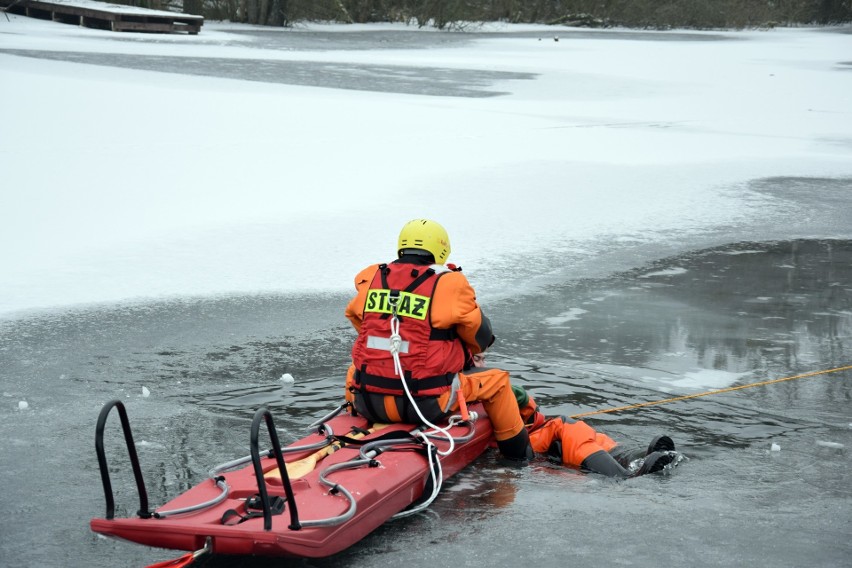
429, 328, 457, 340
378, 265, 392, 319
357, 366, 385, 419
221, 495, 285, 525
398, 392, 414, 422
405, 268, 436, 292
356, 370, 454, 396
379, 264, 391, 289
379, 266, 436, 320
401, 445, 439, 512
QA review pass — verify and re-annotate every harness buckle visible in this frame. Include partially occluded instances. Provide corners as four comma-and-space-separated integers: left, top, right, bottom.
387, 289, 400, 314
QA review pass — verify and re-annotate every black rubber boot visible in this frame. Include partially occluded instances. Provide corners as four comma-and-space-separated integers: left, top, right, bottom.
610, 435, 676, 468
580, 450, 632, 478
608, 446, 646, 469
496, 427, 533, 466
632, 451, 675, 477
647, 435, 675, 454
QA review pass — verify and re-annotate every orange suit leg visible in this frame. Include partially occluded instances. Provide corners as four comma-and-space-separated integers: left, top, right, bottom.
453, 368, 525, 442
528, 418, 563, 453
529, 417, 618, 468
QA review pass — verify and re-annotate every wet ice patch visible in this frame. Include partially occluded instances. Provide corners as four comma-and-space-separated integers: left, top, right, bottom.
722, 249, 764, 255
663, 368, 750, 390
638, 267, 688, 278
545, 308, 587, 326
444, 479, 480, 492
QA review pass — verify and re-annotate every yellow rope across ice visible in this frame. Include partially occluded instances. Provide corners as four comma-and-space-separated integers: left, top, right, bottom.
570, 364, 852, 419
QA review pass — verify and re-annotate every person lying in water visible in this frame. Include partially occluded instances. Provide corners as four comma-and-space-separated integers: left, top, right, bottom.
516, 385, 676, 477
472, 353, 677, 478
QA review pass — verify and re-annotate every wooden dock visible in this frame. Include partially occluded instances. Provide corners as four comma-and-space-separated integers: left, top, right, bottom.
0, 0, 203, 34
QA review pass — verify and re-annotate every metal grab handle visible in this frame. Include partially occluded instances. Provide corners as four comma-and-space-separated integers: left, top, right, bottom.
94, 399, 150, 520
249, 407, 301, 531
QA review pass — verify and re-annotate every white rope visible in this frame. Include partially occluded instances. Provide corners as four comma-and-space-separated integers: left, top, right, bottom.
382, 292, 472, 516
387, 312, 456, 457
390, 440, 443, 518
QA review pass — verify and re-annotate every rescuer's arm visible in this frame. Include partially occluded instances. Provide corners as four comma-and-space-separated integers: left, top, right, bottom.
344, 264, 380, 332
432, 271, 494, 354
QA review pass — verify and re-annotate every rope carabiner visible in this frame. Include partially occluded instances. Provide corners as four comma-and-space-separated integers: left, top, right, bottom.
385, 291, 409, 380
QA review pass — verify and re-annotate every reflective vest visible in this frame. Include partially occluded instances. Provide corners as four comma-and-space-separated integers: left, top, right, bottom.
351, 262, 465, 397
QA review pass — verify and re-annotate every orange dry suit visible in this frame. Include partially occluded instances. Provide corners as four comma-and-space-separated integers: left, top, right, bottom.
345, 254, 531, 461
516, 388, 675, 477
517, 390, 617, 468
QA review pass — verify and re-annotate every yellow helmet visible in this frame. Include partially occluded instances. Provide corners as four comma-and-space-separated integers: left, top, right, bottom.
397, 219, 451, 263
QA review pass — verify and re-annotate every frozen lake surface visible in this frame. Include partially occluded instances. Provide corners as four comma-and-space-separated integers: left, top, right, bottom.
1, 16, 851, 568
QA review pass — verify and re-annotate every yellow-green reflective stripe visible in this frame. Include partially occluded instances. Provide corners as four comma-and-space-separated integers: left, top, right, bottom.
364, 289, 430, 320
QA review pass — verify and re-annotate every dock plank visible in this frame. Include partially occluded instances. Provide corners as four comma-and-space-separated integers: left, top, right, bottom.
0, 0, 203, 34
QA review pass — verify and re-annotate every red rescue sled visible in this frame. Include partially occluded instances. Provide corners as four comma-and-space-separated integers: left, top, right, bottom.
90, 400, 493, 559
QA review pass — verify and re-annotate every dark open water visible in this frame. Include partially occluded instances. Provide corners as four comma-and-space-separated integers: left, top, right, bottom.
1, 237, 850, 567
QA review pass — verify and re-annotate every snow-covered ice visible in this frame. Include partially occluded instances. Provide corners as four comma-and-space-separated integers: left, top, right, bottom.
1, 17, 850, 319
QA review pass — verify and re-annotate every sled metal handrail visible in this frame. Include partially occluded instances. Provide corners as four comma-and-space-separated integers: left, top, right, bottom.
250, 407, 301, 531
94, 399, 151, 520
153, 476, 230, 518
209, 430, 336, 478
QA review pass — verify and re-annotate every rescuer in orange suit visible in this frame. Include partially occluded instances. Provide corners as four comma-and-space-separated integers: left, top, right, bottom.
462, 353, 676, 477
511, 378, 676, 477
344, 219, 533, 463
